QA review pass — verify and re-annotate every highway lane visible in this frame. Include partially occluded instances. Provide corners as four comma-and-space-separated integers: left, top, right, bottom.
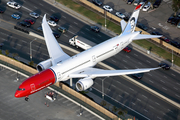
0, 0, 180, 119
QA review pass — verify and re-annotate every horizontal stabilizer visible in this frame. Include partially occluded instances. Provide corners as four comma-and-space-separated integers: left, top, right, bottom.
120, 20, 127, 32
132, 34, 162, 41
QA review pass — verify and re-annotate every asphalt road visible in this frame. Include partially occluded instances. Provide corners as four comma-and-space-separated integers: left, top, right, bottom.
0, 0, 179, 120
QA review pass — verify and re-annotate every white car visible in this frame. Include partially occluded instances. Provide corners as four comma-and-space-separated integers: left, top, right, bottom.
139, 2, 145, 9
29, 12, 40, 19
103, 5, 113, 12
143, 2, 151, 11
47, 20, 57, 27
116, 12, 125, 19
7, 2, 21, 9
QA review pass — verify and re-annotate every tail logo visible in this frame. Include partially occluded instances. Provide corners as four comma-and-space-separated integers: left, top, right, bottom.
130, 17, 135, 32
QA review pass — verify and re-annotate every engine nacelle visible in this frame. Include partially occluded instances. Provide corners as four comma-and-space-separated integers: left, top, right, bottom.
76, 77, 93, 91
36, 59, 52, 72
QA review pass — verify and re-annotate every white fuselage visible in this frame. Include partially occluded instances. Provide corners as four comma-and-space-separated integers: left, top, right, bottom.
51, 32, 139, 82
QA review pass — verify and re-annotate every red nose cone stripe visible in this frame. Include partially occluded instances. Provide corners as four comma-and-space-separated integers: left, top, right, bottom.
15, 69, 56, 98
135, 4, 141, 11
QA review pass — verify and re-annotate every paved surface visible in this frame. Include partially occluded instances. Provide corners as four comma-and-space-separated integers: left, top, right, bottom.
0, 64, 100, 120
0, 0, 180, 119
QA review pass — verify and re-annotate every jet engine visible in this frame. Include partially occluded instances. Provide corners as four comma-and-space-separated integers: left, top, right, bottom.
76, 77, 93, 91
36, 59, 52, 72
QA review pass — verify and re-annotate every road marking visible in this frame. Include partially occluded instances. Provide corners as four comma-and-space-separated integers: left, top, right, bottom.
144, 109, 148, 112
119, 95, 123, 98
111, 59, 116, 63
107, 88, 110, 91
111, 84, 116, 88
63, 100, 70, 103
137, 98, 141, 101
67, 102, 74, 106
175, 94, 180, 98
81, 31, 85, 34
138, 62, 142, 65
63, 34, 68, 37
62, 16, 66, 18
155, 102, 160, 105
177, 82, 180, 85
123, 60, 127, 63
116, 81, 121, 84
171, 74, 175, 76
51, 9, 55, 12
164, 76, 167, 78
149, 80, 154, 83
142, 95, 147, 98
22, 6, 32, 12
148, 73, 152, 76
135, 66, 139, 69
149, 105, 154, 109
160, 80, 165, 83
129, 88, 134, 91
146, 60, 151, 63
86, 28, 90, 31
39, 3, 43, 6
168, 109, 173, 113
174, 87, 178, 90
126, 55, 130, 58
157, 116, 161, 120
124, 92, 129, 95
97, 34, 101, 37
131, 102, 136, 105
124, 66, 128, 69
34, 6, 37, 9
74, 22, 78, 25
68, 30, 75, 35
134, 54, 138, 56
162, 87, 167, 91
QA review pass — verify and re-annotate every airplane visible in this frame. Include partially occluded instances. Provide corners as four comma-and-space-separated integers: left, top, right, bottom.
15, 4, 161, 100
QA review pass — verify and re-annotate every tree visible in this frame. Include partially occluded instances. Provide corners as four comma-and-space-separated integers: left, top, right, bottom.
100, 100, 107, 107
12, 53, 18, 58
172, 0, 180, 16
29, 61, 34, 66
0, 50, 2, 54
5, 50, 9, 56
112, 106, 118, 113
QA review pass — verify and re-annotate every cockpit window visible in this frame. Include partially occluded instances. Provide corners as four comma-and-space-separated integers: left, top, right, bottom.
22, 88, 25, 91
17, 88, 25, 91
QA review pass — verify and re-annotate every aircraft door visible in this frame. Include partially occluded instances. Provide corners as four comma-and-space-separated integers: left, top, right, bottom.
92, 55, 96, 62
57, 72, 61, 81
30, 84, 36, 92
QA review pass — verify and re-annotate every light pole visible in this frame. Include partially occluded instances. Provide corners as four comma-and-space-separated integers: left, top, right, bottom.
172, 46, 173, 66
102, 77, 108, 100
30, 38, 37, 61
105, 10, 106, 31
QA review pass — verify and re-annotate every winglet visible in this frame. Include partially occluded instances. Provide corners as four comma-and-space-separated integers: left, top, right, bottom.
42, 14, 46, 24
135, 4, 141, 11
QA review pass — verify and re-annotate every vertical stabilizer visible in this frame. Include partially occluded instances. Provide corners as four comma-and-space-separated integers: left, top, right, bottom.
121, 4, 141, 35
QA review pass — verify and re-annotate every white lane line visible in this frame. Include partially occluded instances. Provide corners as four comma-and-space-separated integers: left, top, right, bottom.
168, 109, 173, 113
116, 81, 121, 84
138, 62, 142, 65
68, 30, 75, 35
81, 31, 85, 34
17, 43, 22, 46
157, 116, 161, 120
86, 28, 90, 31
62, 16, 66, 18
111, 84, 116, 88
124, 92, 129, 95
131, 102, 136, 105
22, 6, 32, 12
67, 102, 74, 106
39, 3, 43, 6
144, 109, 148, 112
146, 60, 151, 63
135, 66, 139, 69
34, 6, 37, 9
92, 38, 96, 40
129, 88, 134, 91
51, 9, 55, 12
164, 76, 167, 78
63, 100, 70, 103
149, 105, 154, 109
111, 59, 116, 63
124, 66, 128, 69
107, 88, 111, 91
155, 102, 160, 105
160, 80, 165, 83
63, 34, 68, 37
119, 95, 123, 98
149, 80, 154, 83
126, 55, 130, 58
74, 22, 78, 25
162, 87, 167, 91
69, 25, 73, 28
148, 73, 152, 76
98, 34, 101, 37
171, 74, 175, 76
142, 95, 147, 98
134, 54, 138, 56
2, 38, 7, 41
137, 98, 141, 101
175, 94, 180, 98
174, 87, 178, 90
123, 60, 127, 63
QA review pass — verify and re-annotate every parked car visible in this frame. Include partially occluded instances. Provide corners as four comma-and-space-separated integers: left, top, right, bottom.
53, 32, 60, 38
47, 20, 57, 27
116, 12, 125, 19
159, 36, 170, 43
177, 22, 180, 28
90, 26, 100, 32
58, 26, 67, 33
7, 2, 21, 9
24, 19, 35, 25
177, 13, 180, 18
170, 41, 180, 48
139, 2, 145, 9
159, 63, 170, 70
103, 5, 113, 12
134, 0, 141, 6
92, 0, 102, 6
143, 2, 151, 11
0, 8, 4, 13
153, 0, 161, 8
37, 26, 42, 32
19, 21, 31, 27
151, 31, 162, 35
167, 16, 175, 23
131, 73, 143, 80
123, 46, 132, 53
29, 12, 39, 19
49, 16, 59, 22
171, 18, 180, 26
11, 14, 21, 20
127, 0, 134, 5
137, 23, 148, 31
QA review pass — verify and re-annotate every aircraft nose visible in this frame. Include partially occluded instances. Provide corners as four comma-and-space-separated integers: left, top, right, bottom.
14, 91, 20, 98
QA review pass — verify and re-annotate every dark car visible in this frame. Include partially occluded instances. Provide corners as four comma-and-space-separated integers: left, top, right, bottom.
19, 21, 31, 27
37, 26, 42, 32
49, 16, 59, 22
167, 16, 175, 23
131, 73, 143, 80
171, 18, 180, 26
160, 36, 170, 43
123, 46, 132, 52
90, 26, 100, 32
127, 0, 134, 4
153, 0, 161, 8
151, 31, 162, 35
0, 8, 4, 13
53, 32, 60, 38
92, 0, 102, 6
159, 63, 170, 70
24, 19, 35, 25
137, 23, 148, 31
58, 26, 67, 33
170, 41, 180, 48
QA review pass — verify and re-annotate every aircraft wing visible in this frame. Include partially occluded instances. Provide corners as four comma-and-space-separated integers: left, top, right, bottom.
132, 34, 162, 40
42, 14, 70, 65
69, 67, 160, 78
